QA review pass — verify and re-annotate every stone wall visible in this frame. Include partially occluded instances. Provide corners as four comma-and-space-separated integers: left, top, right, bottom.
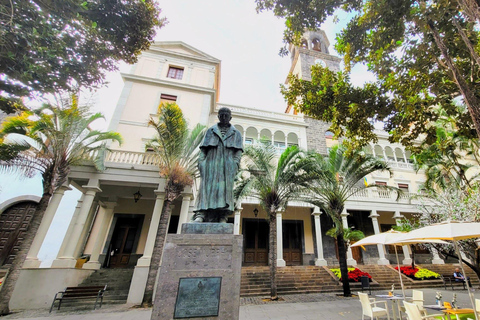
304, 117, 330, 155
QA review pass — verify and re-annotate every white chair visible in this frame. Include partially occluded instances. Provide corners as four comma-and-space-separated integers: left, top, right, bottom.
358, 292, 390, 320
476, 298, 480, 313
403, 301, 444, 320
411, 290, 427, 316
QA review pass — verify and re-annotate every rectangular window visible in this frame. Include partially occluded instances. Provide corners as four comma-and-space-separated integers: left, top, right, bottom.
245, 138, 253, 145
398, 183, 409, 191
375, 181, 387, 186
167, 66, 184, 80
159, 94, 177, 106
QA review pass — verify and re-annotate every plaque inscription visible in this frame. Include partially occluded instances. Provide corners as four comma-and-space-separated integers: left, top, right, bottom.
174, 277, 222, 318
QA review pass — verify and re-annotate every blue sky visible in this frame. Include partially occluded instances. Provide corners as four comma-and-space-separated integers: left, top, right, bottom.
0, 0, 372, 267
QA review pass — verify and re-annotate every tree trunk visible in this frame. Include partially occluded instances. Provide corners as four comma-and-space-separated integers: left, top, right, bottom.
336, 234, 352, 297
0, 192, 52, 315
427, 20, 480, 139
143, 199, 172, 306
269, 212, 278, 300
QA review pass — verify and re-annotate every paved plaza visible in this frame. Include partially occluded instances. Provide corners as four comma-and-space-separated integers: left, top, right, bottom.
1, 288, 478, 320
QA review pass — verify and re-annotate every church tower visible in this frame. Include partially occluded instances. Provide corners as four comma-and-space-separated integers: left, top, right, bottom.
285, 30, 342, 155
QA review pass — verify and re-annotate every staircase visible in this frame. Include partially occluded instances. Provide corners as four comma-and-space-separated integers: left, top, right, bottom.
241, 266, 340, 296
241, 264, 454, 297
51, 268, 134, 311
418, 264, 479, 288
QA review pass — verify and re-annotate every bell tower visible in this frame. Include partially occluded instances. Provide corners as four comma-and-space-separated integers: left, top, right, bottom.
285, 30, 343, 155
286, 30, 342, 83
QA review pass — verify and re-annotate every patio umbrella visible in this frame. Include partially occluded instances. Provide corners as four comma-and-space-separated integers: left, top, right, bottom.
352, 230, 448, 298
391, 221, 480, 320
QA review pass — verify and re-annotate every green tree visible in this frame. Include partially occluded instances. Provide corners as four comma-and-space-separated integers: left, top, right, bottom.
143, 103, 206, 305
0, 98, 122, 315
413, 108, 480, 190
235, 143, 315, 300
305, 145, 393, 296
326, 227, 365, 248
257, 0, 480, 145
0, 0, 165, 113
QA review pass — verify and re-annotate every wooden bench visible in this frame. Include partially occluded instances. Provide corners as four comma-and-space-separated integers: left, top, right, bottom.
441, 275, 466, 290
49, 285, 107, 312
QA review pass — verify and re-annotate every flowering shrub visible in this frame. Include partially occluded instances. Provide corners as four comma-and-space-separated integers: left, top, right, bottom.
395, 266, 440, 280
414, 268, 440, 280
330, 268, 372, 282
395, 266, 418, 277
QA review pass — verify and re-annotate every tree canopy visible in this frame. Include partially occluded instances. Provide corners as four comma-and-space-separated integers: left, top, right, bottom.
0, 0, 164, 112
258, 0, 480, 148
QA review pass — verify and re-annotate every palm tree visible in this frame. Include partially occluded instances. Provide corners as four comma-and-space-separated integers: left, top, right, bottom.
305, 145, 392, 297
0, 98, 122, 315
234, 143, 315, 300
143, 103, 206, 305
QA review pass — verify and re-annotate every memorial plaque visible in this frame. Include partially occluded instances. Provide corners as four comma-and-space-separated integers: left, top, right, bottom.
174, 277, 222, 318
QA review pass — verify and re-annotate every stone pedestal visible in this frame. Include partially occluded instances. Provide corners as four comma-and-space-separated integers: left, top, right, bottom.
151, 223, 243, 320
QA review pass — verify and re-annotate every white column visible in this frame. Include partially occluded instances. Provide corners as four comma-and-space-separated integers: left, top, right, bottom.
55, 195, 84, 259
176, 195, 191, 234
23, 184, 72, 268
431, 247, 445, 264
136, 191, 165, 267
83, 202, 116, 270
394, 211, 412, 265
369, 210, 389, 265
74, 200, 98, 258
313, 207, 327, 266
276, 212, 286, 267
51, 184, 101, 268
127, 190, 165, 304
341, 210, 357, 266
234, 207, 242, 235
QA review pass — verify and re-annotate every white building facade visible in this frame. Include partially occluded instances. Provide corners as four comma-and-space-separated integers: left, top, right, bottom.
1, 33, 445, 308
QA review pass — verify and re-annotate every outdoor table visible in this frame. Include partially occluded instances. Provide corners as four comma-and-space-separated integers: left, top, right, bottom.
424, 304, 446, 311
441, 308, 475, 320
375, 294, 408, 320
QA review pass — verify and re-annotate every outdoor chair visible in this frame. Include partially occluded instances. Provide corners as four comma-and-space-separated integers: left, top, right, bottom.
476, 298, 480, 314
358, 292, 390, 320
403, 301, 444, 320
411, 290, 427, 316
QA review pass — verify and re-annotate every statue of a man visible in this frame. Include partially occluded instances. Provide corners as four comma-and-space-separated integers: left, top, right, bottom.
193, 107, 243, 223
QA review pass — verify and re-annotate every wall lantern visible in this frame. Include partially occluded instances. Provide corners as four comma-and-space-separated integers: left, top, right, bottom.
253, 208, 258, 217
133, 189, 143, 203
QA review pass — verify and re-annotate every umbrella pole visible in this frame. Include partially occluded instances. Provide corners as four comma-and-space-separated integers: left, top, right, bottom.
395, 246, 406, 298
454, 240, 478, 320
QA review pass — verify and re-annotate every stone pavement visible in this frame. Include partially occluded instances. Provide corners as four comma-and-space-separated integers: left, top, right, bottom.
1, 288, 478, 320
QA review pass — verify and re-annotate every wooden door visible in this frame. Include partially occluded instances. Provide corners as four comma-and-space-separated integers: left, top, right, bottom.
0, 201, 36, 266
283, 221, 303, 266
243, 219, 269, 266
109, 217, 141, 268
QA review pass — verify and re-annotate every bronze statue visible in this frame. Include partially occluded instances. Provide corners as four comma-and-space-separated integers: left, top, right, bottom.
193, 107, 243, 223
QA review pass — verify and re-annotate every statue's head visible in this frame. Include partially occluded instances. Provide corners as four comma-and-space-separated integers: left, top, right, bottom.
218, 107, 232, 125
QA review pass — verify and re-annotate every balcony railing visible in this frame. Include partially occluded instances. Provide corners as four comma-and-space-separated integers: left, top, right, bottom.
83, 150, 161, 166
217, 103, 304, 122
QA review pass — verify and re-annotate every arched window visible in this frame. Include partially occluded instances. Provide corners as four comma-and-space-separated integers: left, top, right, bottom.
301, 40, 308, 49
312, 38, 322, 52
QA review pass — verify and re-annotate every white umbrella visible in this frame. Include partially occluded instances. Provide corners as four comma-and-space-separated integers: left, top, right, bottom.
352, 230, 448, 298
392, 221, 480, 320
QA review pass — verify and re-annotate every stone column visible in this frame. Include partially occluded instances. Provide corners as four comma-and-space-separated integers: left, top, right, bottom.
51, 184, 101, 268
233, 207, 242, 235
127, 190, 165, 304
74, 200, 98, 258
276, 212, 286, 267
23, 184, 72, 268
83, 202, 116, 270
55, 195, 84, 259
313, 207, 327, 266
431, 247, 445, 264
393, 211, 412, 265
341, 210, 357, 266
369, 210, 389, 265
176, 195, 191, 234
